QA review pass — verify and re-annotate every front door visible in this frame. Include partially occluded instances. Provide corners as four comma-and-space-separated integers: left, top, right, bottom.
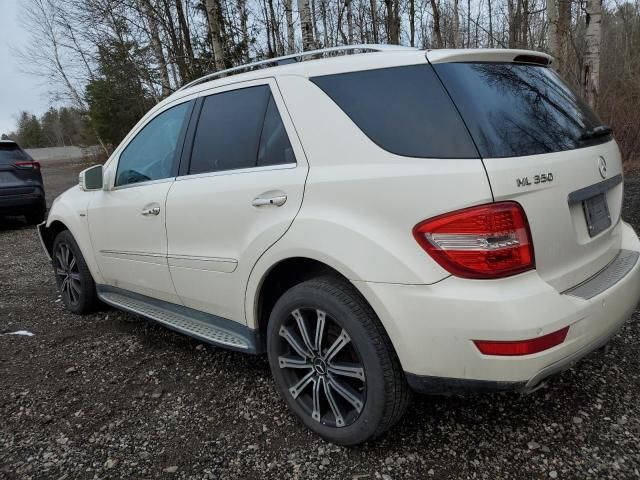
88, 101, 193, 303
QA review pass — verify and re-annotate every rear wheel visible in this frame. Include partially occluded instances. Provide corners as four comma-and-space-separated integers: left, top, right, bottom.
267, 276, 410, 445
52, 230, 99, 314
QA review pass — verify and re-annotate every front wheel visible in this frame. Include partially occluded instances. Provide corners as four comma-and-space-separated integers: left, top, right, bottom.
52, 230, 100, 314
267, 276, 410, 445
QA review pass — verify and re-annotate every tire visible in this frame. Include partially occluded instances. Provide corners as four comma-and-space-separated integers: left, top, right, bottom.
51, 230, 100, 314
25, 204, 46, 225
267, 276, 410, 445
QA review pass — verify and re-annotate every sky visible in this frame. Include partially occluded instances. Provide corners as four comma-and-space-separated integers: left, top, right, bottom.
0, 0, 52, 136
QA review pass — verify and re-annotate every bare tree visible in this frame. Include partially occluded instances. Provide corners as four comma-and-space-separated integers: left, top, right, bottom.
582, 0, 602, 107
205, 0, 226, 69
298, 0, 315, 50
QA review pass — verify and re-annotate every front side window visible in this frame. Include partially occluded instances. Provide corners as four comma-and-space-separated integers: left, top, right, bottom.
433, 62, 610, 158
189, 85, 296, 175
115, 102, 190, 187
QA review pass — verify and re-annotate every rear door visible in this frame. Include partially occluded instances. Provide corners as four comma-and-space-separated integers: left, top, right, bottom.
165, 79, 308, 323
433, 59, 623, 291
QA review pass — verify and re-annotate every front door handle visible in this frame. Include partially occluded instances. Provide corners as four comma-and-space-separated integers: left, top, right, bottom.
141, 206, 161, 216
252, 194, 287, 207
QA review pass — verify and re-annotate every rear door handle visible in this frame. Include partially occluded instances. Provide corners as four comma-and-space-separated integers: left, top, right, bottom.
141, 206, 161, 216
252, 194, 287, 207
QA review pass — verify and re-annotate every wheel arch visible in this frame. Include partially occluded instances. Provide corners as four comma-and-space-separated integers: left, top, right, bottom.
40, 220, 70, 257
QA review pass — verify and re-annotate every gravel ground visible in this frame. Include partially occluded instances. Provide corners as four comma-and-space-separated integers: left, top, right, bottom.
2, 160, 640, 480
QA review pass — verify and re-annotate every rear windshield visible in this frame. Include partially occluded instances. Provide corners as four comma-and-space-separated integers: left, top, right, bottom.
311, 65, 478, 158
0, 143, 29, 164
433, 62, 611, 158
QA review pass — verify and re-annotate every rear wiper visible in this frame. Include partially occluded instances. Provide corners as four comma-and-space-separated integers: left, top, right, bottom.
580, 125, 612, 141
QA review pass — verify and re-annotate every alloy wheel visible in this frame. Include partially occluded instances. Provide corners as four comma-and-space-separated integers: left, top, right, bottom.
276, 307, 367, 428
54, 243, 81, 306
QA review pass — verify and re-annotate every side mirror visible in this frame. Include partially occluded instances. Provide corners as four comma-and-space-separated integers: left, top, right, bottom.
79, 165, 104, 191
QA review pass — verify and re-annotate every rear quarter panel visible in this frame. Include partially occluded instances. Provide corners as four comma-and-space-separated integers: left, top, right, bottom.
245, 75, 493, 328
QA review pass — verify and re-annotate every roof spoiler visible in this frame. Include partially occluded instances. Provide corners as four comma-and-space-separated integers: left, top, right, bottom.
426, 49, 554, 67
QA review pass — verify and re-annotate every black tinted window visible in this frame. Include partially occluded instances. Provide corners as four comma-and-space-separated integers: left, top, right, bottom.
434, 63, 609, 158
116, 102, 190, 187
257, 96, 295, 167
190, 86, 270, 174
0, 143, 29, 164
311, 65, 477, 158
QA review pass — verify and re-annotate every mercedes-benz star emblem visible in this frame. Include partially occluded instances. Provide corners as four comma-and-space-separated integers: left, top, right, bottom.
598, 156, 607, 179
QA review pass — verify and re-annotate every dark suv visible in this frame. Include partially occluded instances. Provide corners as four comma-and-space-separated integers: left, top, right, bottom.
0, 140, 46, 224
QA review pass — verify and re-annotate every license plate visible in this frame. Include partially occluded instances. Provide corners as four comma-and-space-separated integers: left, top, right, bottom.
583, 193, 611, 237
0, 172, 15, 185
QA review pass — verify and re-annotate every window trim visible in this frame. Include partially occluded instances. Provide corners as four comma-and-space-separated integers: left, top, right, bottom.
180, 79, 299, 177
110, 99, 196, 191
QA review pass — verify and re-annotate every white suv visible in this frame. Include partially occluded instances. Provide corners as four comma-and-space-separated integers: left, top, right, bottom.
38, 45, 640, 445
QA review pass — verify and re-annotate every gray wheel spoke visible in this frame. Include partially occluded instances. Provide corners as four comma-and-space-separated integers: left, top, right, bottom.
325, 329, 350, 362
327, 361, 365, 381
292, 309, 315, 353
70, 279, 81, 296
62, 245, 70, 267
69, 283, 78, 303
55, 251, 65, 270
68, 256, 76, 271
55, 268, 66, 277
328, 376, 364, 413
288, 370, 315, 399
278, 355, 313, 369
311, 376, 322, 422
323, 378, 345, 427
69, 272, 81, 281
279, 325, 312, 359
314, 310, 326, 352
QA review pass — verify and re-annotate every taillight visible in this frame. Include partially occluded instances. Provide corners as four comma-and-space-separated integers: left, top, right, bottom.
14, 161, 40, 170
473, 326, 569, 356
413, 201, 534, 279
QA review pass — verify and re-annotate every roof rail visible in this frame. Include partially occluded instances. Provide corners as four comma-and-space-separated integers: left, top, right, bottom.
177, 44, 416, 92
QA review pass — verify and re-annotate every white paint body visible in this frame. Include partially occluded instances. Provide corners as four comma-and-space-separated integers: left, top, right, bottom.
43, 48, 640, 385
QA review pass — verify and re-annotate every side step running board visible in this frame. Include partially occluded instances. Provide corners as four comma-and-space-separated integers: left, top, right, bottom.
97, 287, 261, 354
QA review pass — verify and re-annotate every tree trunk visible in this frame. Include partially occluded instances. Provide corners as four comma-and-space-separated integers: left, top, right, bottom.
175, 0, 194, 68
556, 0, 571, 74
298, 0, 315, 50
284, 0, 295, 53
452, 0, 459, 47
268, 0, 283, 54
409, 0, 416, 47
205, 0, 226, 70
582, 0, 602, 107
140, 0, 171, 97
370, 0, 379, 43
430, 0, 443, 47
346, 0, 354, 43
384, 0, 398, 43
237, 0, 250, 61
488, 0, 494, 47
546, 0, 558, 58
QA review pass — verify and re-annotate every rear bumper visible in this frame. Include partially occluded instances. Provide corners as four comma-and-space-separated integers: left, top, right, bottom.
355, 221, 640, 394
0, 187, 45, 212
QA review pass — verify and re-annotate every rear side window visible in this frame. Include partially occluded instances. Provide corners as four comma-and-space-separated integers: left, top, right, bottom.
311, 65, 478, 158
257, 96, 295, 167
434, 63, 610, 158
0, 143, 29, 164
